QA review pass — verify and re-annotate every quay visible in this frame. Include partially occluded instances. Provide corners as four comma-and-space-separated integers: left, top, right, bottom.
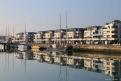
0, 42, 18, 52
73, 45, 121, 53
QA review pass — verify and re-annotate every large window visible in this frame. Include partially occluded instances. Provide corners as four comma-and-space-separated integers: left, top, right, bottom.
112, 30, 118, 33
112, 35, 117, 38
112, 25, 118, 28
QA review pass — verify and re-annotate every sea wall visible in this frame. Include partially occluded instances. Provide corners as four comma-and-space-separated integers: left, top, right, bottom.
73, 45, 121, 54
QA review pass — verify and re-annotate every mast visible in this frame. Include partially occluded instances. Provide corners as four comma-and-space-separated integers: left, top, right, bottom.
24, 24, 27, 42
8, 26, 10, 37
59, 13, 62, 46
65, 12, 68, 81
59, 13, 62, 29
65, 12, 68, 29
65, 12, 68, 46
12, 26, 14, 37
5, 25, 7, 36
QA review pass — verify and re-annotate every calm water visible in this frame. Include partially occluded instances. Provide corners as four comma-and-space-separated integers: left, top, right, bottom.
0, 52, 120, 81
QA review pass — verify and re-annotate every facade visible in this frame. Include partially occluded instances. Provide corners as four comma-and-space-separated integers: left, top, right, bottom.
66, 28, 84, 45
53, 29, 66, 39
102, 20, 121, 44
84, 26, 102, 44
43, 30, 54, 44
34, 28, 85, 47
16, 20, 121, 45
15, 32, 36, 43
0, 36, 7, 43
34, 31, 46, 43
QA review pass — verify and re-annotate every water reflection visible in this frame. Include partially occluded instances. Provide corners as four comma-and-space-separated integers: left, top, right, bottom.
0, 51, 121, 81
14, 51, 121, 81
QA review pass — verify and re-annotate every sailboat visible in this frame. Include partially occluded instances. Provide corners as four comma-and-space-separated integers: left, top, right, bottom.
54, 13, 73, 54
64, 12, 73, 53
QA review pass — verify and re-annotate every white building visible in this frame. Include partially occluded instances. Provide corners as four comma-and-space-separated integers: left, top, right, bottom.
102, 20, 121, 44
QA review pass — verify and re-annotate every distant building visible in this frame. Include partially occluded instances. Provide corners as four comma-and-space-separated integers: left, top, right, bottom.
66, 28, 84, 45
29, 20, 121, 45
0, 35, 6, 43
15, 32, 36, 43
84, 26, 102, 44
102, 20, 121, 44
54, 29, 66, 39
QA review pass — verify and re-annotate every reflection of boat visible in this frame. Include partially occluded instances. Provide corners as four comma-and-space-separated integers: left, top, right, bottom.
16, 51, 34, 60
15, 53, 23, 59
18, 44, 28, 52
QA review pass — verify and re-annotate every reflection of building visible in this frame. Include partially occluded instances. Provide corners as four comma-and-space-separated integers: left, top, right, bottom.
83, 57, 121, 81
16, 51, 121, 80
33, 51, 84, 67
16, 51, 34, 60
84, 57, 93, 70
34, 51, 121, 80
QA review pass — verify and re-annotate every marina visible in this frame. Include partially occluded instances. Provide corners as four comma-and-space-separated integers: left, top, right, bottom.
0, 0, 121, 81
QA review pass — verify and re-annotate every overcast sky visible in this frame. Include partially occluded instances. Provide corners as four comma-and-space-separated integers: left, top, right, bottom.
0, 0, 121, 35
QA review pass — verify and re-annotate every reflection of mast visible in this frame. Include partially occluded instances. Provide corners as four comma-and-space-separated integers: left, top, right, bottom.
7, 53, 9, 70
24, 52, 27, 72
59, 55, 62, 81
5, 52, 7, 69
12, 53, 15, 71
65, 55, 68, 81
24, 59, 26, 72
65, 12, 68, 81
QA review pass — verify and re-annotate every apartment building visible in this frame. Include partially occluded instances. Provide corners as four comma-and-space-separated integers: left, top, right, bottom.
34, 31, 46, 43
16, 32, 36, 43
32, 20, 121, 45
53, 29, 66, 39
84, 26, 102, 44
102, 20, 121, 44
66, 28, 84, 45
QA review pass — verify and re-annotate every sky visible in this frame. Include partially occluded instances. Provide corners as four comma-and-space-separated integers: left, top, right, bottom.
0, 0, 121, 35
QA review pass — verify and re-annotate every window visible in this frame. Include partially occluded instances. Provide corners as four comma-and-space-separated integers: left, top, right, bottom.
112, 31, 117, 33
112, 25, 118, 28
107, 35, 110, 38
112, 35, 117, 38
